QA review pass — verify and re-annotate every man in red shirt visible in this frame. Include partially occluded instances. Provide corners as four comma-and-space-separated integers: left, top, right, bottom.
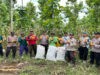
26, 30, 38, 58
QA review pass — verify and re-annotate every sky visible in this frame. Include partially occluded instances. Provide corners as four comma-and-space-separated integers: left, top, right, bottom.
15, 0, 87, 19
16, 0, 87, 7
16, 0, 38, 7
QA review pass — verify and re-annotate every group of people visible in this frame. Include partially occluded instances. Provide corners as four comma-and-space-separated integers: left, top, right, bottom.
0, 30, 100, 67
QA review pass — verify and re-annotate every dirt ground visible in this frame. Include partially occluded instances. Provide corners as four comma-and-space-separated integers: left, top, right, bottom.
0, 60, 28, 75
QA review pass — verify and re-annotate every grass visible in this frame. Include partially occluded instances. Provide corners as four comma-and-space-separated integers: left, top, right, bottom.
0, 54, 100, 75
18, 59, 100, 75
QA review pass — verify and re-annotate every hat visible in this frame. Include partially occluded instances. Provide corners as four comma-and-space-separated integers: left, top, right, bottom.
83, 32, 88, 34
94, 32, 100, 35
64, 32, 68, 34
30, 29, 33, 32
70, 33, 74, 36
51, 32, 55, 35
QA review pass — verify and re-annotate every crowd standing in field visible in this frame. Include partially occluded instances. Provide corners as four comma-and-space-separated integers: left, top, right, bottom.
0, 30, 100, 68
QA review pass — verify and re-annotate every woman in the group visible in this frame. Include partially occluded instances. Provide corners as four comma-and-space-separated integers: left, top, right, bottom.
40, 31, 49, 58
90, 32, 100, 67
26, 30, 38, 58
6, 32, 17, 59
78, 32, 90, 62
65, 34, 77, 65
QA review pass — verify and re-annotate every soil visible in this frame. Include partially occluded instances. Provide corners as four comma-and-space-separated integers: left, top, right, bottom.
0, 61, 28, 75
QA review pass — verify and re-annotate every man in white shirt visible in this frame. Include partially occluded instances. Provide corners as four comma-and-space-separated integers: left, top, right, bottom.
65, 33, 77, 65
90, 32, 100, 67
78, 32, 90, 62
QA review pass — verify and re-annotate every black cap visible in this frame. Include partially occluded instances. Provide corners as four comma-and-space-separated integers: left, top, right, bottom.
94, 32, 100, 35
70, 33, 74, 36
51, 32, 55, 35
64, 32, 68, 34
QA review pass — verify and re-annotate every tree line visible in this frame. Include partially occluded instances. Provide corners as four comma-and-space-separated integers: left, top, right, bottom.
0, 0, 100, 36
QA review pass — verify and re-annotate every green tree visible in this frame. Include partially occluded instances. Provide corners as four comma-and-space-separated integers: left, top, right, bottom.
14, 2, 36, 33
38, 0, 63, 34
0, 1, 9, 34
86, 0, 100, 32
64, 0, 83, 34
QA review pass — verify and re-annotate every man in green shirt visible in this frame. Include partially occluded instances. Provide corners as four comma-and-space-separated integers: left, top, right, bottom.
0, 35, 3, 56
18, 32, 28, 57
49, 33, 58, 46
